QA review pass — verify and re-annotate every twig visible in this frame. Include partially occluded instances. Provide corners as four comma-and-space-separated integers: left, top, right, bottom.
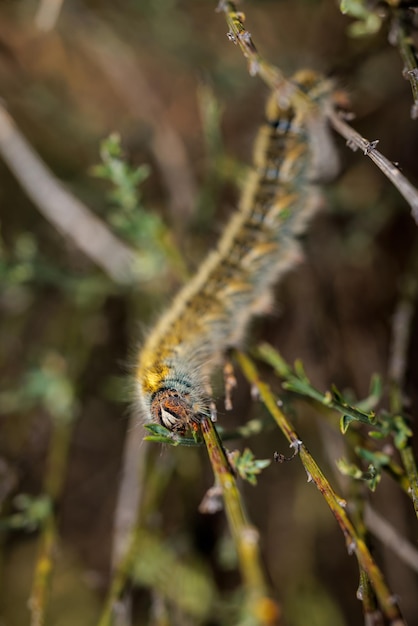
236, 351, 405, 625
75, 13, 198, 222
35, 0, 65, 31
99, 450, 216, 626
218, 1, 313, 113
29, 514, 56, 626
327, 110, 418, 223
216, 1, 418, 222
200, 417, 282, 626
29, 419, 74, 626
365, 503, 418, 573
0, 104, 144, 284
111, 424, 147, 568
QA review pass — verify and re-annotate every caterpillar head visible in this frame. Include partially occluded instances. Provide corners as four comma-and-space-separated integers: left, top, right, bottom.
150, 388, 198, 433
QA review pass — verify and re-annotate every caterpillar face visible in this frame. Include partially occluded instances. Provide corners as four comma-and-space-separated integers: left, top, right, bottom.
150, 388, 197, 433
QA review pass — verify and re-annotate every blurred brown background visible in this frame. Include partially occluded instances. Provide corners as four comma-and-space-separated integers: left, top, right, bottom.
0, 1, 417, 625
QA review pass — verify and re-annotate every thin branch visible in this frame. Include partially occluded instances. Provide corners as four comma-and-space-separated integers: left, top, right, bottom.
35, 0, 65, 32
328, 110, 418, 222
236, 351, 405, 625
200, 417, 282, 626
365, 503, 418, 573
217, 1, 418, 222
0, 104, 146, 284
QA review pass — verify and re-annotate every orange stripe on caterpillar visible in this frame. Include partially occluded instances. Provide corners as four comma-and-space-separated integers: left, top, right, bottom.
136, 70, 336, 433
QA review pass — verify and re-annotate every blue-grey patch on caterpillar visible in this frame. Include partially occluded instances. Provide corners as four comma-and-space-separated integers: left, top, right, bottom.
136, 70, 336, 433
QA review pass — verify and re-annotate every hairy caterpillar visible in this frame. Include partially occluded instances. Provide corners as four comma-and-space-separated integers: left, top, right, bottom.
136, 70, 335, 433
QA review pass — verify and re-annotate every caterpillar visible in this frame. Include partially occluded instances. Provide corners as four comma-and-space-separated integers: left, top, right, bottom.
136, 70, 335, 434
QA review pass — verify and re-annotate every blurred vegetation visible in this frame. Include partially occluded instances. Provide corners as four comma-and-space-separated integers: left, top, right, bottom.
0, 1, 418, 625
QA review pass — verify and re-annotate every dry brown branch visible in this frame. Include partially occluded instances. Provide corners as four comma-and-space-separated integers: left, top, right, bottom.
365, 504, 418, 573
0, 104, 144, 284
34, 0, 65, 32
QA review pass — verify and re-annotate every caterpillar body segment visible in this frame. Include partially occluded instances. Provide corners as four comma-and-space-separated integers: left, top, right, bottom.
136, 70, 335, 433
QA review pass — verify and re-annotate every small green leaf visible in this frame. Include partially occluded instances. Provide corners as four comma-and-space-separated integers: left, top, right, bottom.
337, 458, 363, 480
337, 458, 381, 491
294, 359, 308, 381
340, 414, 355, 434
0, 494, 51, 532
256, 344, 292, 377
229, 448, 271, 485
368, 430, 385, 440
355, 374, 382, 412
355, 447, 391, 468
143, 423, 202, 447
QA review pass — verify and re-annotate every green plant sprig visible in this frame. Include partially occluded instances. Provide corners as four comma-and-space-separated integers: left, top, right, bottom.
92, 133, 188, 281
256, 343, 378, 433
235, 351, 405, 625
257, 343, 418, 504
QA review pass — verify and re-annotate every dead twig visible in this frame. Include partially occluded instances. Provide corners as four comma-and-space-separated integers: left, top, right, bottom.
35, 0, 65, 32
0, 104, 145, 284
365, 504, 418, 573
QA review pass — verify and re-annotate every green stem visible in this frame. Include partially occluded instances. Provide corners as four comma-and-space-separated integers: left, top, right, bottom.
29, 420, 74, 626
200, 417, 281, 626
220, 1, 313, 114
393, 15, 418, 119
236, 351, 405, 625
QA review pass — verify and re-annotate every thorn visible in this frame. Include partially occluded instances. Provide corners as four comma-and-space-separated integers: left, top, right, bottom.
289, 438, 302, 452
223, 360, 237, 411
238, 30, 252, 45
198, 485, 223, 514
363, 140, 379, 155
